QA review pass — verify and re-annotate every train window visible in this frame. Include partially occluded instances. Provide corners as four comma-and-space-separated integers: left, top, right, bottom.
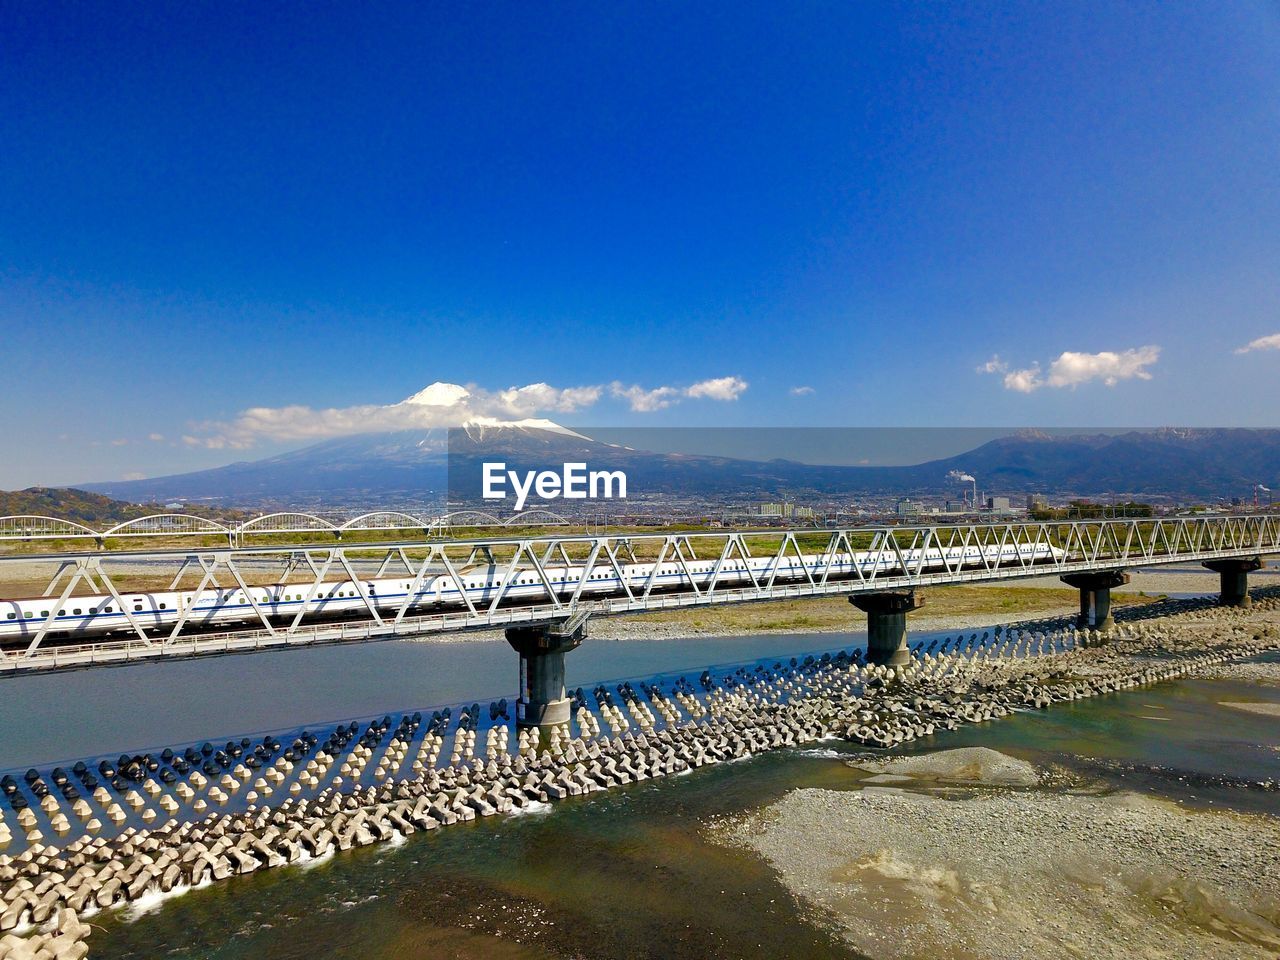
24, 611, 32, 618
159, 603, 166, 610
58, 609, 66, 616
133, 606, 142, 612
105, 606, 113, 613
6, 613, 13, 619
73, 608, 82, 616
41, 610, 49, 617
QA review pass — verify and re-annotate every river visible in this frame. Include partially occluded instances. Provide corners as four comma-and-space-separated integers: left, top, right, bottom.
2, 631, 1277, 959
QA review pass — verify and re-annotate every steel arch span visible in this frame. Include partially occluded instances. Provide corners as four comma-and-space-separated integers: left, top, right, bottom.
503, 510, 571, 526
0, 515, 100, 541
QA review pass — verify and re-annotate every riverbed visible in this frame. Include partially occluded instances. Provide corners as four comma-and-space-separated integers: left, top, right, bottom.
60, 644, 1280, 960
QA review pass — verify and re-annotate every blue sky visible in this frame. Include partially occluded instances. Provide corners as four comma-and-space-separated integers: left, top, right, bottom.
2, 2, 1278, 487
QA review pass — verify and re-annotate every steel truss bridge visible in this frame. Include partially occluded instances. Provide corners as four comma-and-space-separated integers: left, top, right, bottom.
2, 514, 1277, 675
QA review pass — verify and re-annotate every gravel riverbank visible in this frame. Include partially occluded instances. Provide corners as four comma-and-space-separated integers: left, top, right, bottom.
1202, 661, 1280, 684
725, 780, 1280, 960
708, 596, 1280, 960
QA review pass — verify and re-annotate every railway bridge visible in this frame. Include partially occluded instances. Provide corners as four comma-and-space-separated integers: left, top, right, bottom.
1, 513, 1277, 727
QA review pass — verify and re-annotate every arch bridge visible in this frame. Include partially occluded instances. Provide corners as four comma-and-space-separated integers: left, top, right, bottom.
0, 507, 573, 547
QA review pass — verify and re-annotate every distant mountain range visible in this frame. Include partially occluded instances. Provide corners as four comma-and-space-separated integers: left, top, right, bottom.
0, 487, 243, 526
67, 426, 1280, 509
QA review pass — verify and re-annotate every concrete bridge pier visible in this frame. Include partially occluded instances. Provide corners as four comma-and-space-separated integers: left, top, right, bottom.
850, 591, 923, 666
1202, 557, 1262, 607
505, 620, 587, 730
1061, 571, 1130, 631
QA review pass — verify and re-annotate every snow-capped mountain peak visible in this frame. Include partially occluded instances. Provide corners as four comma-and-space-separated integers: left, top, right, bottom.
459, 418, 592, 443
398, 382, 472, 407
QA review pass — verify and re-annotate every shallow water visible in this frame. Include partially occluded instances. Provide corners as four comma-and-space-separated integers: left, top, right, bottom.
92, 748, 867, 960
0, 630, 869, 769
913, 670, 1280, 814
77, 655, 1280, 959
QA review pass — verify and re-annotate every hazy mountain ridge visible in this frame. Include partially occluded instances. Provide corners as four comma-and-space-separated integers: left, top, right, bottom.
73, 426, 1280, 507
0, 487, 243, 525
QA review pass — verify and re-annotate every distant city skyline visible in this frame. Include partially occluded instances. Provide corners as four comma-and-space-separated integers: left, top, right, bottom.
2, 3, 1278, 488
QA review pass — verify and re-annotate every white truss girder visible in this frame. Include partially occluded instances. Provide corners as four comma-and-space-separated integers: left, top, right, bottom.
2, 514, 1278, 673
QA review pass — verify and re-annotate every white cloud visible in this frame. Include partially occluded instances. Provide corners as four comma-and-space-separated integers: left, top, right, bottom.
789, 385, 815, 397
183, 376, 747, 447
1044, 346, 1160, 387
609, 383, 682, 412
685, 376, 749, 402
1002, 365, 1043, 393
184, 381, 599, 449
147, 432, 165, 442
980, 346, 1160, 393
110, 438, 128, 447
490, 383, 603, 414
122, 471, 146, 481
610, 376, 749, 412
1235, 332, 1280, 354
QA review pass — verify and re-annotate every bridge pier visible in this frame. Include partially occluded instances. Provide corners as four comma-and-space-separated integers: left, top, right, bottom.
850, 591, 923, 666
505, 620, 587, 730
1061, 571, 1129, 631
1202, 557, 1262, 607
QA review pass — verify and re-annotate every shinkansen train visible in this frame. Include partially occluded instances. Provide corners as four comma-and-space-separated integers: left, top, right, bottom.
1, 542, 1066, 640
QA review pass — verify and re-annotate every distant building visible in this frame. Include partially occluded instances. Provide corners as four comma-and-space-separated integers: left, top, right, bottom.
895, 498, 919, 518
944, 500, 967, 513
1026, 494, 1048, 511
757, 502, 794, 518
793, 505, 816, 519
